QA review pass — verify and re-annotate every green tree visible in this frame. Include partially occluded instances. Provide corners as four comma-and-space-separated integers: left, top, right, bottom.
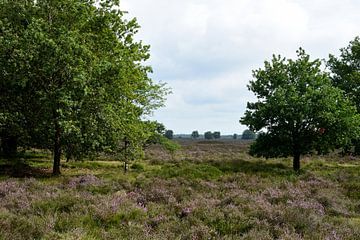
191, 130, 200, 139
0, 0, 167, 174
328, 37, 360, 154
233, 134, 238, 139
144, 121, 166, 146
164, 130, 174, 140
213, 131, 221, 139
241, 129, 256, 140
204, 131, 213, 140
241, 49, 360, 171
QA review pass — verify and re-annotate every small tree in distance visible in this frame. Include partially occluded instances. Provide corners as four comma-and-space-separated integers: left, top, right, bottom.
242, 129, 256, 140
191, 131, 200, 139
213, 131, 221, 139
241, 49, 360, 171
204, 131, 213, 140
164, 130, 174, 140
233, 134, 238, 140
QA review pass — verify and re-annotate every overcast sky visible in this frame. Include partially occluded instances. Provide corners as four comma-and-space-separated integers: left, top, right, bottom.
122, 0, 360, 135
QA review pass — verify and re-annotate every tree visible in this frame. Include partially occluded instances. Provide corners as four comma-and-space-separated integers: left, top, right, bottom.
144, 121, 166, 146
191, 130, 199, 139
213, 131, 221, 139
241, 49, 360, 171
241, 129, 256, 140
328, 37, 360, 154
233, 134, 238, 140
204, 131, 213, 140
164, 130, 174, 140
0, 0, 167, 174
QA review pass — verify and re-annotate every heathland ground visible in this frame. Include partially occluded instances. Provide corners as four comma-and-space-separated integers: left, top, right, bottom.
1, 140, 360, 239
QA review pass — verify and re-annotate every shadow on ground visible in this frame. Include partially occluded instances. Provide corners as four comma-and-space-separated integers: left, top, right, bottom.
0, 160, 52, 178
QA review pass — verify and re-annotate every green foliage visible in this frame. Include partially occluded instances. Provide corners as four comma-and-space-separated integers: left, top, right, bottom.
242, 129, 256, 140
328, 36, 360, 111
204, 131, 213, 140
241, 48, 360, 170
131, 163, 145, 171
153, 162, 223, 180
160, 138, 180, 154
191, 130, 200, 139
0, 0, 168, 173
144, 121, 166, 146
213, 131, 221, 139
164, 130, 174, 140
328, 37, 360, 155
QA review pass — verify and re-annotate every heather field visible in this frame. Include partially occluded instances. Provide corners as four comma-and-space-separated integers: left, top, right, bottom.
1, 140, 360, 240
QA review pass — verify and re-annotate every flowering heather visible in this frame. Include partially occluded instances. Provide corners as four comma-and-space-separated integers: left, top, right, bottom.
67, 174, 103, 188
0, 140, 360, 239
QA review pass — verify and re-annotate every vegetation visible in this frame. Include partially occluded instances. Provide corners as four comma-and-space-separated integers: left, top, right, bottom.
0, 0, 359, 238
1, 140, 360, 239
241, 49, 360, 171
328, 37, 360, 155
241, 130, 256, 140
191, 131, 200, 139
164, 130, 174, 140
213, 132, 221, 139
204, 131, 214, 140
0, 0, 167, 175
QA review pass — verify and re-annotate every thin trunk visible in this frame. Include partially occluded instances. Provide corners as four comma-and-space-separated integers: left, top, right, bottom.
1, 135, 18, 158
124, 138, 129, 173
293, 153, 300, 171
292, 128, 301, 172
124, 161, 127, 173
354, 139, 360, 155
53, 115, 61, 175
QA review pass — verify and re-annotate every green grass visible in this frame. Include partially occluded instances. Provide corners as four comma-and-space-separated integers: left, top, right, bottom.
0, 141, 360, 239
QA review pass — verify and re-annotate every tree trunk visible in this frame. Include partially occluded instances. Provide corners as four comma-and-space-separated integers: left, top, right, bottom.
354, 139, 360, 155
1, 135, 18, 158
124, 161, 127, 173
124, 138, 129, 173
53, 118, 61, 175
293, 153, 300, 171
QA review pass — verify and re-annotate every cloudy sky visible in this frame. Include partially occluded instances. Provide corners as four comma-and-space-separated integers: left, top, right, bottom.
122, 0, 360, 135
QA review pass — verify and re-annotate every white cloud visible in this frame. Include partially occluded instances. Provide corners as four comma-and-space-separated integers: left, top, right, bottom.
122, 0, 360, 134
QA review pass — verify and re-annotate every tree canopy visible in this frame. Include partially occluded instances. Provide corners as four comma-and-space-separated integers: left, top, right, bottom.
204, 131, 213, 140
328, 36, 360, 154
0, 0, 167, 174
213, 131, 221, 139
241, 49, 360, 171
191, 131, 199, 139
241, 129, 256, 140
164, 130, 174, 140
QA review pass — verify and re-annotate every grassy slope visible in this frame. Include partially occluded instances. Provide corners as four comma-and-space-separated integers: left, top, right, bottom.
0, 140, 360, 239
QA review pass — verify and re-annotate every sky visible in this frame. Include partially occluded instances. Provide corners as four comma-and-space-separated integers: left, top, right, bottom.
121, 0, 360, 135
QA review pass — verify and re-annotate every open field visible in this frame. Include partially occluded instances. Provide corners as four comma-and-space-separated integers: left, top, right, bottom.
1, 140, 360, 239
